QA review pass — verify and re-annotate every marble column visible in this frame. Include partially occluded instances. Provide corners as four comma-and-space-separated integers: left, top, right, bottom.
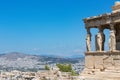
109, 24, 116, 51
86, 28, 91, 52
96, 27, 105, 51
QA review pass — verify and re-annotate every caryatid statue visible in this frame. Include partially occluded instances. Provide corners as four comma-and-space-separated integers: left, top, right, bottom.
97, 32, 103, 51
86, 33, 91, 52
96, 31, 105, 51
109, 30, 116, 51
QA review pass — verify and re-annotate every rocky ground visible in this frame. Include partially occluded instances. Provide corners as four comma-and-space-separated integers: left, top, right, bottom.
79, 68, 120, 80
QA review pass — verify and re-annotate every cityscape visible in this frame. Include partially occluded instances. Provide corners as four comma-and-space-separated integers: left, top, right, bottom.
0, 52, 84, 80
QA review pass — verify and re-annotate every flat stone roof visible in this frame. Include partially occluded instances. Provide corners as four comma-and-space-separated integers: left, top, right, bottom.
83, 13, 111, 21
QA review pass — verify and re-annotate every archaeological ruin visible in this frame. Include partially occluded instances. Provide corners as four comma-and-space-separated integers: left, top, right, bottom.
80, 1, 120, 80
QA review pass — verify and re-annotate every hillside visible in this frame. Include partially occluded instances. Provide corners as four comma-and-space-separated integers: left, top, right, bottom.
0, 52, 84, 72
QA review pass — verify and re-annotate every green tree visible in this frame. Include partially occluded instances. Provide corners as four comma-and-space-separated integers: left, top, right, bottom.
56, 63, 78, 76
56, 64, 72, 72
45, 65, 50, 70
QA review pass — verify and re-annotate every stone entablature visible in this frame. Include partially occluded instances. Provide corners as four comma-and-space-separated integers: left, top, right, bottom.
83, 1, 120, 29
83, 12, 120, 29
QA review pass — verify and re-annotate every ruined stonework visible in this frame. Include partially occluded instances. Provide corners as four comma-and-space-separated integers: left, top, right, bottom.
80, 1, 120, 80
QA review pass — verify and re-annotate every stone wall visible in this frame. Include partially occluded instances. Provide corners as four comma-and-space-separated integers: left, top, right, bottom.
85, 51, 120, 71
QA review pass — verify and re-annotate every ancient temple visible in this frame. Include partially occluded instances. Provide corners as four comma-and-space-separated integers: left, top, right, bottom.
80, 1, 120, 80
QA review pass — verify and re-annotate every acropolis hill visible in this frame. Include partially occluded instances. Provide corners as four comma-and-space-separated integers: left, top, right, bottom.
79, 1, 120, 80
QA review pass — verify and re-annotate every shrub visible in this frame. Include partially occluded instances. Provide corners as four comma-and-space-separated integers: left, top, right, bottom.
45, 65, 50, 70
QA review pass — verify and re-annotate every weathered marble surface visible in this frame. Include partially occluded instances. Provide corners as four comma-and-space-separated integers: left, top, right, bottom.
86, 34, 91, 52
80, 51, 120, 80
109, 30, 116, 51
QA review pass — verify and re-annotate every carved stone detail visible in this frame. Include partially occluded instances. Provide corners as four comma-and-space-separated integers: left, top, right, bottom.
86, 28, 91, 52
96, 27, 105, 51
86, 33, 91, 52
109, 30, 116, 51
96, 32, 102, 51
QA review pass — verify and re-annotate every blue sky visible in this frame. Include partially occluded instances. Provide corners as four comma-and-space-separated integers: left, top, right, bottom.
0, 0, 118, 57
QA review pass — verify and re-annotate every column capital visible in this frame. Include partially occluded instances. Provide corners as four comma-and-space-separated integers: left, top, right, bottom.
86, 27, 91, 34
98, 26, 104, 32
109, 23, 115, 30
